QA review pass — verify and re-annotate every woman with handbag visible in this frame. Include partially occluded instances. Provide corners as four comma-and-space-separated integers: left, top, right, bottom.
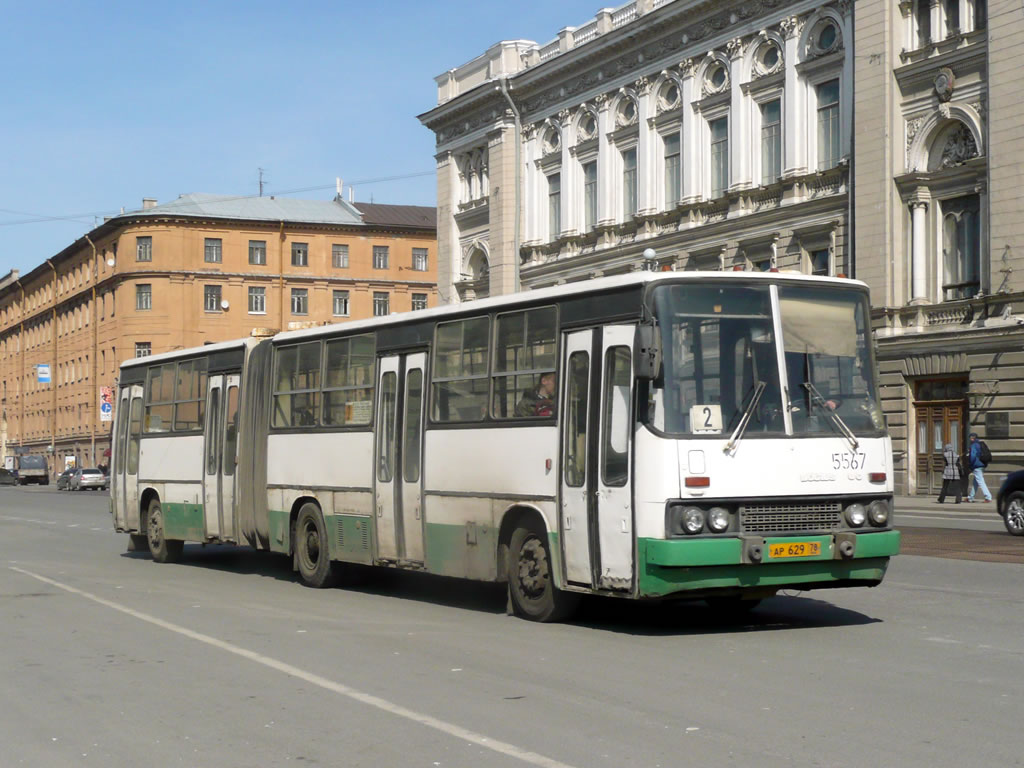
937, 442, 962, 504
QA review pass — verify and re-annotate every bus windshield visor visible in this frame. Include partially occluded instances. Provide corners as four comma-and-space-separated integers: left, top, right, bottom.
650, 283, 785, 436
779, 285, 883, 435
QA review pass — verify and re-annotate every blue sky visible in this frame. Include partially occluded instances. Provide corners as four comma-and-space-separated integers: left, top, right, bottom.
0, 0, 602, 277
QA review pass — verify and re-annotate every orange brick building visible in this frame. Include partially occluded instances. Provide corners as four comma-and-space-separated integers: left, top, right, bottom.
0, 193, 436, 475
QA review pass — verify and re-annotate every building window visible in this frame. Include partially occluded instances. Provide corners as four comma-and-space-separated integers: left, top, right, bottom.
291, 243, 308, 267
810, 249, 830, 276
817, 80, 841, 170
915, 0, 932, 46
622, 147, 638, 219
942, 195, 981, 301
710, 117, 729, 198
248, 286, 266, 314
761, 100, 782, 185
412, 247, 428, 271
547, 173, 561, 240
135, 342, 151, 358
332, 290, 350, 317
204, 285, 222, 312
373, 245, 389, 269
135, 284, 152, 311
136, 236, 152, 262
204, 238, 222, 263
249, 240, 267, 265
373, 292, 390, 316
583, 160, 598, 232
332, 244, 349, 268
411, 293, 428, 311
291, 288, 308, 315
944, 0, 960, 36
664, 133, 681, 207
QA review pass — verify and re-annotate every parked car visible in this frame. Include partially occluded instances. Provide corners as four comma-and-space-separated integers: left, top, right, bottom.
0, 467, 16, 486
56, 469, 75, 490
70, 468, 108, 491
996, 470, 1024, 535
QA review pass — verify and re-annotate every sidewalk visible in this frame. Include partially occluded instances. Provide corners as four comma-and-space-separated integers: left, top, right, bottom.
895, 493, 997, 515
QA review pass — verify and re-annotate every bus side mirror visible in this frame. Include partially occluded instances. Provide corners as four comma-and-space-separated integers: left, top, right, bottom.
633, 323, 661, 382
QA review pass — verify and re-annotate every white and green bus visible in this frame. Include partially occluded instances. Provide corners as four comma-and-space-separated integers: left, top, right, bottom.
111, 272, 899, 621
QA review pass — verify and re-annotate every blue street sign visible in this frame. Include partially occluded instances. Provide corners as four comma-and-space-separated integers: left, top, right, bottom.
36, 364, 50, 384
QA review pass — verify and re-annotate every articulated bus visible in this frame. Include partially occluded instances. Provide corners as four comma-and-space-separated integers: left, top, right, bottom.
111, 272, 899, 621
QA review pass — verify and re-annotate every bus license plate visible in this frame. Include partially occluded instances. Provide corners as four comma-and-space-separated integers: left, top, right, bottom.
769, 541, 821, 559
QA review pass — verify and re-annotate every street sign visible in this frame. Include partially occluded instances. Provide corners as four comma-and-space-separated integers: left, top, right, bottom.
100, 386, 114, 423
36, 364, 50, 384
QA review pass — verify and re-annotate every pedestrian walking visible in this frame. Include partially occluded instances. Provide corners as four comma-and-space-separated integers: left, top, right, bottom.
937, 442, 962, 504
966, 432, 993, 502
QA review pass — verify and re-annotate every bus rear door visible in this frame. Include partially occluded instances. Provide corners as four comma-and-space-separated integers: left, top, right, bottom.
374, 352, 427, 564
113, 385, 144, 532
203, 373, 241, 541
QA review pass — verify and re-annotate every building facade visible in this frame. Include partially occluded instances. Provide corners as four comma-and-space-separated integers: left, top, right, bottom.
853, 0, 1022, 495
0, 194, 436, 476
423, 0, 1024, 495
420, 0, 856, 305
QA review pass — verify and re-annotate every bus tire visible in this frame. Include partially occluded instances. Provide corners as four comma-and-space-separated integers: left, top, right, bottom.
128, 534, 149, 552
507, 524, 579, 622
295, 503, 337, 588
146, 498, 183, 564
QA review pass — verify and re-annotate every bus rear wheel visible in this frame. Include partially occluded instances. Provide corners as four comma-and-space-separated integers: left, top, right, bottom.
295, 503, 337, 588
146, 498, 183, 564
507, 525, 579, 622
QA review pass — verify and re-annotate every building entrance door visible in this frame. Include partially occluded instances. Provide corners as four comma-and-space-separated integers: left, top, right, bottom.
913, 379, 967, 495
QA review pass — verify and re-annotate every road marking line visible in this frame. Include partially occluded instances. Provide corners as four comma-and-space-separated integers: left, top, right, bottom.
10, 566, 577, 768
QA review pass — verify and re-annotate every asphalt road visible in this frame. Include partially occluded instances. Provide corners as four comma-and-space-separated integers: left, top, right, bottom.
2, 485, 1023, 768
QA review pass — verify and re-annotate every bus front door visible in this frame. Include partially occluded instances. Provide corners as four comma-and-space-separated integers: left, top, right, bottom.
559, 327, 635, 592
374, 352, 427, 564
114, 385, 144, 532
203, 373, 241, 541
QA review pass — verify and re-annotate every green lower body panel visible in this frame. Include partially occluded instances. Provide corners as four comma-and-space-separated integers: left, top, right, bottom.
424, 522, 498, 581
326, 514, 374, 564
162, 502, 205, 542
638, 530, 900, 598
268, 509, 289, 554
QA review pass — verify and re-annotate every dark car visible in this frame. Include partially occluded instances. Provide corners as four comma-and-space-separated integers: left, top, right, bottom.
0, 467, 16, 486
56, 469, 75, 490
996, 470, 1024, 535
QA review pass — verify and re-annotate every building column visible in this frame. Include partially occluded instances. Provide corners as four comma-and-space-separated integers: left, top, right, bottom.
910, 198, 930, 303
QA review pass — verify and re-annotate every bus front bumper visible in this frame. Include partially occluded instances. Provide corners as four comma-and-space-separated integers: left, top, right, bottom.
637, 530, 900, 598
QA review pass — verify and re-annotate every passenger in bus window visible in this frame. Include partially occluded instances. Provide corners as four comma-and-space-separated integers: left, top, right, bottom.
515, 372, 556, 417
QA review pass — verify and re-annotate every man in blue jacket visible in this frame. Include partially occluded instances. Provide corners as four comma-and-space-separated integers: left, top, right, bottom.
966, 432, 992, 503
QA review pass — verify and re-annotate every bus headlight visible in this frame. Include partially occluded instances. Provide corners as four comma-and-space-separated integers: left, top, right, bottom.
844, 503, 867, 528
707, 507, 730, 533
868, 500, 889, 526
682, 507, 705, 535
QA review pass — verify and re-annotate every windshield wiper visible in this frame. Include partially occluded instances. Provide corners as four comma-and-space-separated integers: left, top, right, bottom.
803, 381, 859, 451
723, 381, 766, 454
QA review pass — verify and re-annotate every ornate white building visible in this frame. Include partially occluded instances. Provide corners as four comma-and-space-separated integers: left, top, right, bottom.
422, 0, 1024, 495
420, 0, 855, 303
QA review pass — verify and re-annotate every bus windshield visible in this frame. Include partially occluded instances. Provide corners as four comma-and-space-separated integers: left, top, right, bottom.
650, 283, 785, 436
649, 281, 884, 437
778, 285, 883, 436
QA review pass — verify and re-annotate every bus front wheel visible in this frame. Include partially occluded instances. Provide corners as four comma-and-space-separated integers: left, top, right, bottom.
295, 503, 337, 588
146, 498, 183, 564
507, 525, 579, 622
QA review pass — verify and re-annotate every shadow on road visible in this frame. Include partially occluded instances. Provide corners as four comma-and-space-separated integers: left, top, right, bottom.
121, 543, 879, 631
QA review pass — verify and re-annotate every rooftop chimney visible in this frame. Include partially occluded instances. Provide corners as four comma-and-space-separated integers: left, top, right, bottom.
142, 198, 157, 210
